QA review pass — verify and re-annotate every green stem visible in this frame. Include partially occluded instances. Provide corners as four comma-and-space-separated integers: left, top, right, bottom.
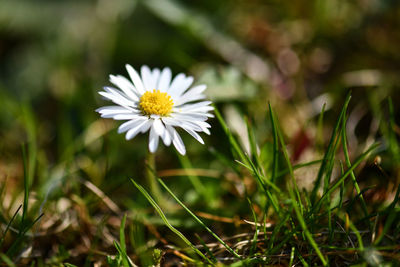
145, 152, 163, 203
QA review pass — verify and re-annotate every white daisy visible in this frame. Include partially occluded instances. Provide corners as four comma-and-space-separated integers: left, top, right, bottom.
96, 64, 213, 155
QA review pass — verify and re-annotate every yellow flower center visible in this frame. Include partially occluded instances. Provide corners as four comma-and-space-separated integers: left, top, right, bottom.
139, 89, 174, 116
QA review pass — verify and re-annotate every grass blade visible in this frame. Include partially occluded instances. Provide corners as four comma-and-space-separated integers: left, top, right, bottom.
246, 117, 264, 175
311, 93, 351, 204
119, 214, 130, 267
130, 179, 212, 264
270, 105, 303, 214
6, 213, 44, 256
0, 253, 16, 267
374, 184, 400, 245
268, 102, 279, 184
288, 183, 328, 266
157, 178, 241, 259
214, 105, 248, 165
314, 143, 379, 212
247, 198, 259, 257
0, 205, 22, 248
387, 97, 400, 163
21, 145, 30, 233
341, 114, 369, 220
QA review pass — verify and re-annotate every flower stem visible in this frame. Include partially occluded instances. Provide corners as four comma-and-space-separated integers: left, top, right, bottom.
145, 152, 163, 203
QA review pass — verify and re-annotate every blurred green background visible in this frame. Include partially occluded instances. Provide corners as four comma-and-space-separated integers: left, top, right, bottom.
1, 0, 399, 265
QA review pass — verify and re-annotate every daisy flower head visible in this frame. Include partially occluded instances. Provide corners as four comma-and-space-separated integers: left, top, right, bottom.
96, 64, 213, 155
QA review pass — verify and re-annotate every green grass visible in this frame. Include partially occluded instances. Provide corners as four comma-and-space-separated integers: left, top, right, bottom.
1, 93, 399, 266
124, 98, 397, 265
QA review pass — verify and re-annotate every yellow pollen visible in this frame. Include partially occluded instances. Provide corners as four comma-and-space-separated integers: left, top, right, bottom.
139, 89, 174, 116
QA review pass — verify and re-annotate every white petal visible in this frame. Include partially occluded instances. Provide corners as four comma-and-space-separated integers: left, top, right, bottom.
172, 113, 209, 122
109, 75, 140, 101
172, 118, 211, 134
180, 106, 215, 113
166, 125, 186, 155
149, 125, 159, 153
113, 114, 142, 120
126, 64, 145, 95
196, 121, 211, 135
182, 127, 204, 144
178, 101, 212, 111
99, 91, 134, 108
179, 121, 202, 132
160, 117, 181, 126
152, 118, 165, 136
161, 126, 172, 146
150, 68, 161, 90
179, 111, 214, 118
126, 120, 151, 140
141, 65, 153, 90
102, 86, 135, 106
118, 117, 147, 133
175, 94, 206, 106
170, 76, 194, 98
96, 106, 134, 115
176, 84, 207, 105
140, 120, 152, 133
157, 67, 172, 92
185, 84, 207, 95
167, 73, 185, 94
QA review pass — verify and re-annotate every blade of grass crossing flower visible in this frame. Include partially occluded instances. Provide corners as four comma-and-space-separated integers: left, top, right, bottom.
214, 106, 248, 165
374, 184, 400, 245
130, 179, 212, 264
157, 178, 241, 259
287, 183, 328, 266
314, 143, 379, 212
311, 93, 351, 204
341, 114, 369, 220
